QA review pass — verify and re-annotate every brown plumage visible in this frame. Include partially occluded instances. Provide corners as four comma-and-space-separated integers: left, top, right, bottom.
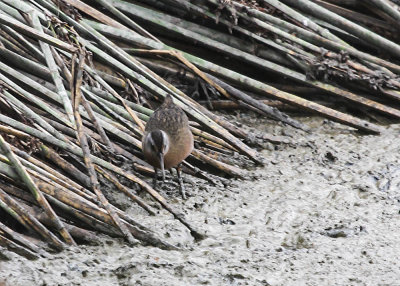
142, 95, 193, 198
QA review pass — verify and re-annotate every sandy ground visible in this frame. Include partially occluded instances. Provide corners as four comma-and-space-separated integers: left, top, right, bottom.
1, 115, 400, 286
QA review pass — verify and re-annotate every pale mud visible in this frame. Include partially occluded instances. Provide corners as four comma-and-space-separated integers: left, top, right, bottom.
1, 115, 400, 286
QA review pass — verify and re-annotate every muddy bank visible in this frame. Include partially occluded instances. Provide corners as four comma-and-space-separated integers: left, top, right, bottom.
1, 116, 400, 286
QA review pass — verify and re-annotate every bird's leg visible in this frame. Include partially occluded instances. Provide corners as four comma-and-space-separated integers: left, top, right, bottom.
176, 164, 186, 200
153, 168, 158, 188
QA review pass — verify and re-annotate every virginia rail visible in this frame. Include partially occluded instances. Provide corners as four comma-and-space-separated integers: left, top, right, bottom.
142, 94, 193, 198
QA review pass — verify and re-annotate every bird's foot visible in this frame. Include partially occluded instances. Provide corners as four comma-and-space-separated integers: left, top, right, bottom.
176, 166, 187, 200
179, 182, 187, 200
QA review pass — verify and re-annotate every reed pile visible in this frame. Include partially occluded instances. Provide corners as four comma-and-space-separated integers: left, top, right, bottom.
0, 0, 399, 258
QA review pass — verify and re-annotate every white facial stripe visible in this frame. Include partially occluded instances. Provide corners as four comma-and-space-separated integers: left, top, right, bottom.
161, 130, 170, 153
161, 131, 168, 144
144, 134, 154, 150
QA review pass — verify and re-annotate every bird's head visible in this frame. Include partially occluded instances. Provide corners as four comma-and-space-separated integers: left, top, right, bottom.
143, 130, 170, 180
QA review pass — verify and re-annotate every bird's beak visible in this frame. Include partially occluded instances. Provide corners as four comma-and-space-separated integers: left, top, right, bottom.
158, 152, 165, 181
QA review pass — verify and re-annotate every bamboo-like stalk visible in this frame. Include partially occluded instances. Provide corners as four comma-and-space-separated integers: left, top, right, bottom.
0, 24, 45, 62
0, 33, 36, 63
139, 49, 309, 132
0, 31, 35, 59
87, 110, 142, 148
110, 3, 400, 120
86, 92, 145, 133
1, 88, 68, 143
159, 0, 396, 77
87, 87, 152, 116
0, 221, 43, 255
190, 149, 244, 178
0, 46, 48, 79
30, 163, 147, 232
0, 114, 205, 239
0, 27, 33, 61
0, 182, 121, 237
0, 1, 27, 23
366, 0, 400, 22
0, 187, 65, 250
131, 57, 310, 138
123, 5, 295, 68
82, 87, 143, 136
195, 137, 234, 155
84, 66, 146, 131
50, 47, 114, 150
82, 94, 115, 151
87, 21, 383, 133
93, 70, 127, 88
314, 0, 397, 31
39, 144, 91, 188
2, 57, 143, 153
232, 1, 400, 74
1, 176, 171, 248
209, 0, 322, 55
95, 166, 156, 215
190, 127, 237, 152
16, 152, 95, 203
41, 117, 153, 174
24, 164, 135, 237
35, 164, 173, 248
2, 0, 45, 17
0, 124, 30, 139
0, 64, 72, 127
198, 99, 303, 112
280, 0, 400, 58
42, 194, 122, 237
262, 0, 345, 42
0, 233, 39, 260
0, 189, 33, 230
31, 211, 102, 245
205, 73, 309, 131
0, 135, 76, 245
85, 41, 262, 162
31, 12, 76, 129
148, 0, 306, 58
36, 0, 262, 164
62, 0, 128, 30
0, 12, 77, 53
71, 52, 136, 245
91, 0, 161, 42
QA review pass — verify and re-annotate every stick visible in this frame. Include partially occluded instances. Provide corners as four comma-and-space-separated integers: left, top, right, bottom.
71, 51, 137, 245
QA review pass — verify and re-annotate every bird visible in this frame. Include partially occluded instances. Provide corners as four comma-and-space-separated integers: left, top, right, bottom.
142, 94, 193, 199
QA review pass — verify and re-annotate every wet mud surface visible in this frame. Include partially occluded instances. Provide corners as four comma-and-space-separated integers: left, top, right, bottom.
1, 115, 400, 286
